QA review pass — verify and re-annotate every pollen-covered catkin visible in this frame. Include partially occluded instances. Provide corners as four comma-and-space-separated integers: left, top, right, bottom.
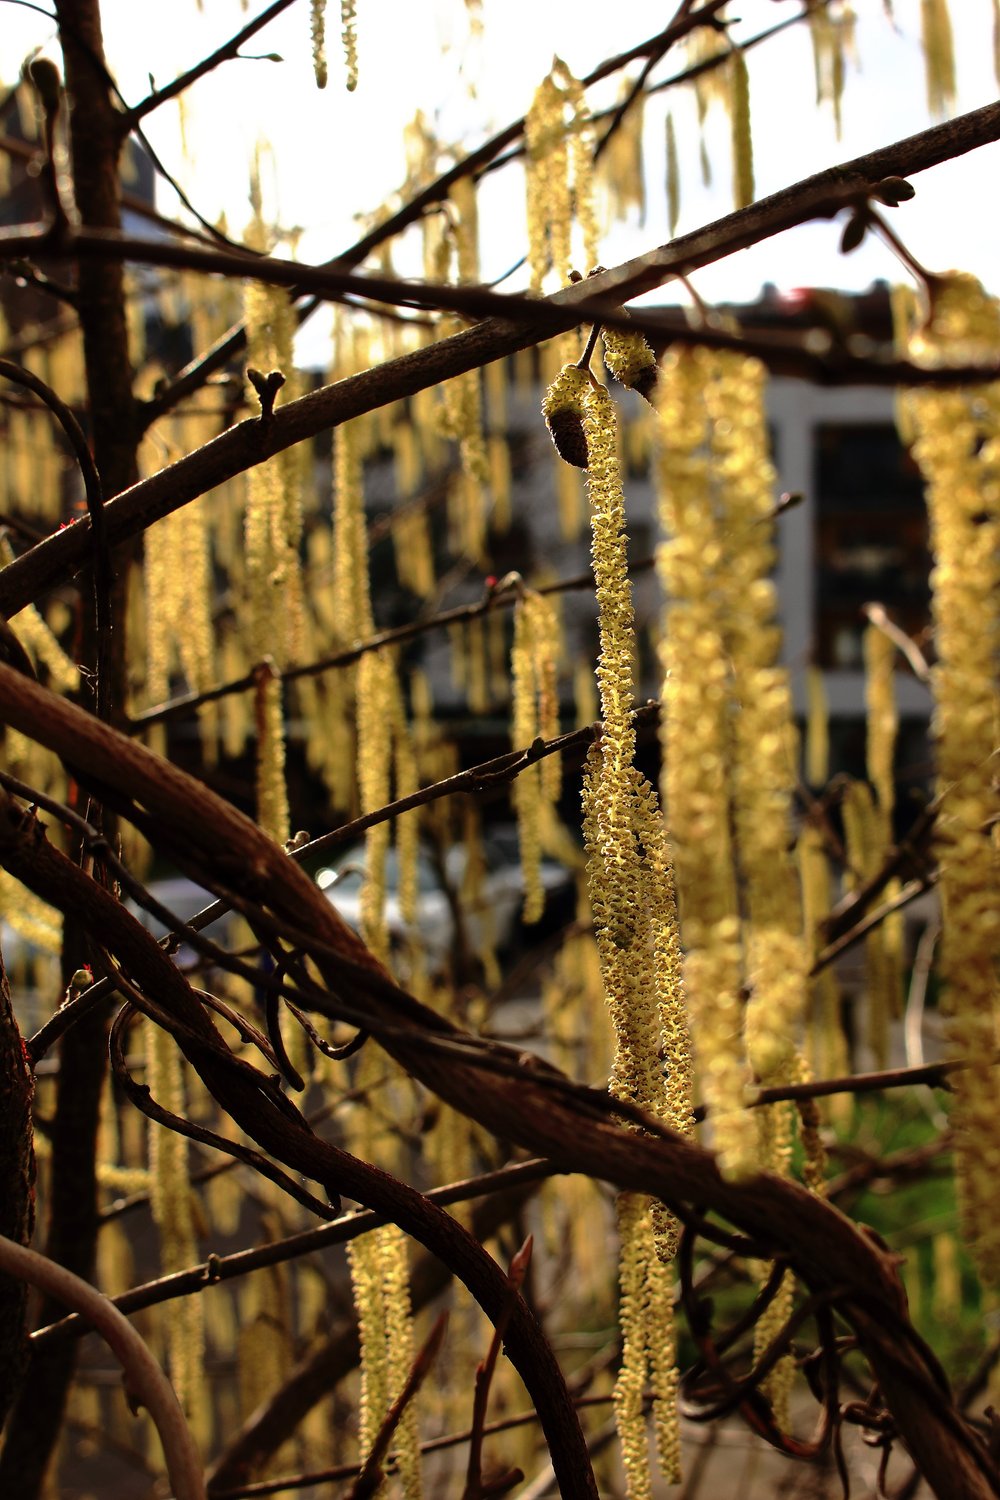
525, 58, 598, 291
579, 380, 691, 1492
511, 590, 562, 923
898, 272, 1000, 1280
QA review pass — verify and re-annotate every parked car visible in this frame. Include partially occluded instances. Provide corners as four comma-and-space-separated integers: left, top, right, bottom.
316, 836, 572, 968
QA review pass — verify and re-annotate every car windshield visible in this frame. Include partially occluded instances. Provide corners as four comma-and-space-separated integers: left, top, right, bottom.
328, 846, 440, 895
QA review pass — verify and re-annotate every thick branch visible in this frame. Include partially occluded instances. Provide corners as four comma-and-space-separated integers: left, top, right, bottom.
2, 99, 1000, 619
0, 666, 995, 1500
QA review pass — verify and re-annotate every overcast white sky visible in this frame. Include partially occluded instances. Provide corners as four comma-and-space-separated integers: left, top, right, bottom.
5, 0, 999, 353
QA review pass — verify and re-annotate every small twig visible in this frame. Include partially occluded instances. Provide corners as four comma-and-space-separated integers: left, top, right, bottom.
463, 1237, 533, 1500
346, 1312, 449, 1500
122, 0, 297, 128
862, 602, 932, 685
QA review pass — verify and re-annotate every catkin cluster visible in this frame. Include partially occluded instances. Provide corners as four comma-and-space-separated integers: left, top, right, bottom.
898, 272, 1000, 1279
525, 58, 598, 291
656, 346, 810, 1174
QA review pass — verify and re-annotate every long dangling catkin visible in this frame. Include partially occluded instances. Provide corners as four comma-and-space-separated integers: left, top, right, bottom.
798, 821, 849, 1099
511, 590, 561, 923
805, 663, 829, 787
656, 347, 746, 1172
728, 47, 754, 209
244, 278, 305, 667
665, 112, 680, 236
578, 381, 691, 1491
597, 85, 645, 229
310, 0, 327, 87
333, 418, 374, 645
356, 650, 395, 960
807, 2, 856, 136
146, 1022, 203, 1420
341, 0, 359, 91
525, 59, 598, 291
253, 662, 290, 846
921, 0, 956, 118
897, 272, 1000, 1281
863, 621, 904, 1053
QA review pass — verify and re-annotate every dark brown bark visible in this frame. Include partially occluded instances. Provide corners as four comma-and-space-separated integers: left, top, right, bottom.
0, 668, 996, 1500
0, 954, 35, 1429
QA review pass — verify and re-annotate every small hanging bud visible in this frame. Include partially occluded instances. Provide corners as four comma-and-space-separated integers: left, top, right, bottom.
542, 362, 590, 468
839, 206, 871, 255
871, 175, 915, 206
28, 58, 62, 118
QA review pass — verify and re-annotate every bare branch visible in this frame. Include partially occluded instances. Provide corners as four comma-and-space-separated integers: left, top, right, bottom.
0, 1235, 205, 1500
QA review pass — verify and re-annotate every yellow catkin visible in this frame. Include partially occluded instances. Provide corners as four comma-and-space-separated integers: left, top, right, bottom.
751, 1100, 796, 1425
511, 590, 561, 923
798, 822, 849, 1103
347, 1223, 421, 1497
656, 348, 745, 1169
310, 0, 327, 88
601, 326, 657, 401
921, 0, 956, 118
597, 86, 645, 229
435, 182, 490, 556
253, 664, 290, 846
333, 418, 374, 644
243, 277, 306, 669
580, 381, 691, 1490
841, 778, 897, 1068
393, 506, 435, 599
390, 672, 420, 929
525, 59, 598, 291
932, 1231, 962, 1322
540, 339, 586, 535
665, 112, 680, 237
808, 3, 856, 136
0, 540, 78, 692
805, 663, 829, 787
146, 1023, 204, 1423
237, 1265, 293, 1466
863, 621, 904, 1045
341, 0, 358, 90
729, 47, 754, 210
865, 623, 897, 821
356, 651, 395, 960
898, 273, 1000, 1280
0, 872, 62, 956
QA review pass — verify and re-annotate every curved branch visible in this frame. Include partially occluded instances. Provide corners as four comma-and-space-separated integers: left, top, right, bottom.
0, 1234, 205, 1500
0, 666, 996, 1499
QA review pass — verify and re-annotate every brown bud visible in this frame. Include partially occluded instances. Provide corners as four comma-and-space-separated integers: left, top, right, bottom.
546, 407, 588, 468
871, 176, 915, 207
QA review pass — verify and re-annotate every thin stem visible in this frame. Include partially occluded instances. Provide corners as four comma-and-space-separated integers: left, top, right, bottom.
122, 0, 296, 127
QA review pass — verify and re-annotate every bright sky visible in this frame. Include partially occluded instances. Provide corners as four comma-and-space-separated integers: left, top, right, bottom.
5, 0, 1000, 356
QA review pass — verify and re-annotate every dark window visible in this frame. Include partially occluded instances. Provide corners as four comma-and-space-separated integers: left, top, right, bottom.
813, 423, 929, 669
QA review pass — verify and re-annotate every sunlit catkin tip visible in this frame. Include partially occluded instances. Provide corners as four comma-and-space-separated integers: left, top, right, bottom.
602, 327, 659, 404
542, 362, 591, 467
